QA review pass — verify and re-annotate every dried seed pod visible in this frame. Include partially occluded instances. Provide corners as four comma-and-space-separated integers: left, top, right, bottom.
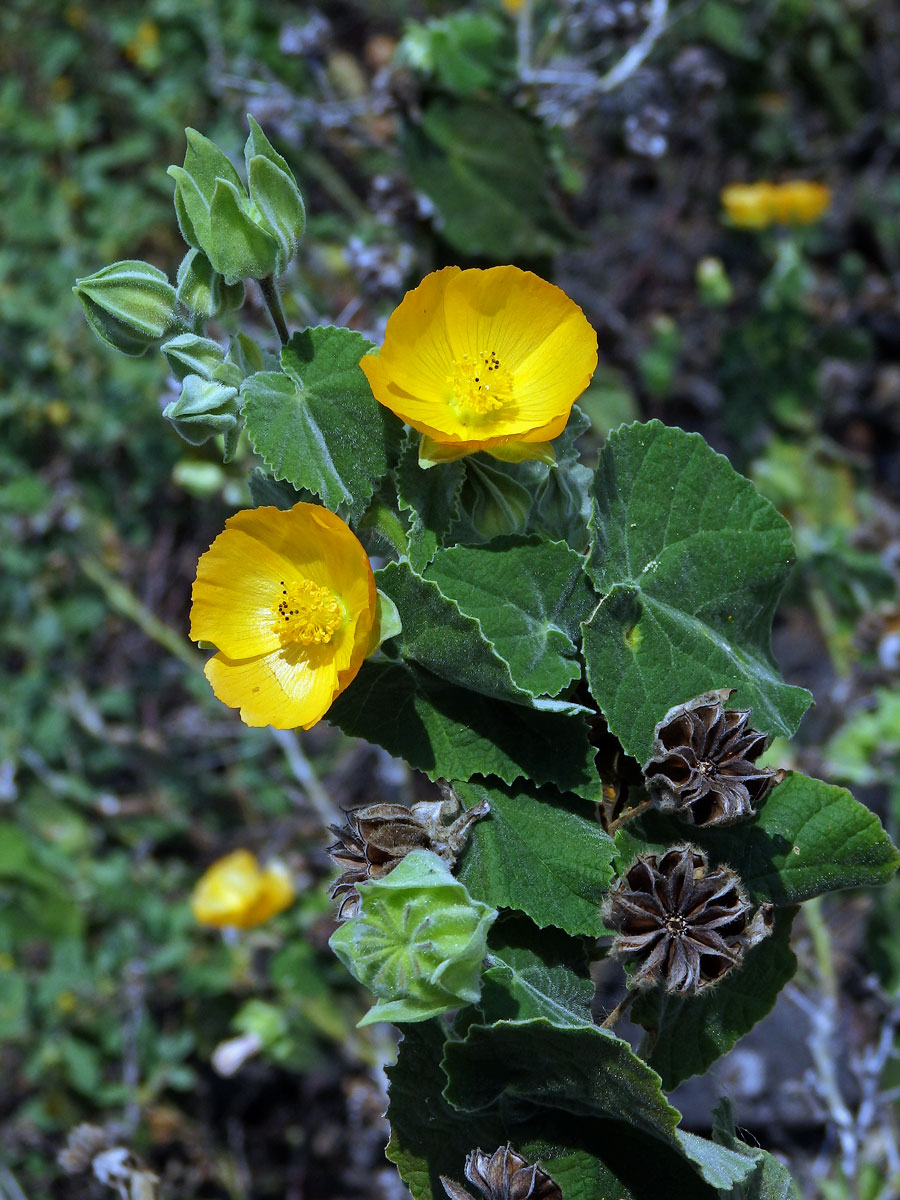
327, 790, 489, 919
643, 688, 782, 826
58, 1124, 112, 1174
440, 1145, 562, 1200
604, 844, 773, 995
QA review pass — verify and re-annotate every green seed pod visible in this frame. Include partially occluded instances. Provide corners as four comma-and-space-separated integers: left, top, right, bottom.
162, 374, 239, 448
73, 260, 177, 356
176, 249, 245, 319
167, 120, 305, 285
329, 849, 497, 1027
161, 333, 226, 382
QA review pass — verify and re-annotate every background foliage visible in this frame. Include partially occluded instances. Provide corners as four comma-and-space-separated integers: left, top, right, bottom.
3, 0, 900, 1197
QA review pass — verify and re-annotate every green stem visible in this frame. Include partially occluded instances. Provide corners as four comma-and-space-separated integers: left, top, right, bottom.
259, 275, 290, 346
79, 557, 202, 673
302, 150, 375, 228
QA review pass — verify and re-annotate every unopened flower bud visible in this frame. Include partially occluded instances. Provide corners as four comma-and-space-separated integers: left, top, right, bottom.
162, 374, 239, 448
162, 333, 226, 382
73, 259, 177, 356
168, 119, 305, 285
695, 257, 733, 308
176, 248, 245, 319
329, 849, 497, 1026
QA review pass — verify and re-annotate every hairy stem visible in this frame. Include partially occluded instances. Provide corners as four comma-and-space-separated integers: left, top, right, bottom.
259, 274, 290, 346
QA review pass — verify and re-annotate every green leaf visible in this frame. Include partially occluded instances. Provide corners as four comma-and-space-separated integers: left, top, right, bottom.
444, 1021, 760, 1190
241, 327, 401, 523
424, 537, 595, 698
583, 421, 812, 764
480, 917, 595, 1026
631, 907, 798, 1088
404, 98, 574, 259
689, 772, 900, 905
395, 429, 466, 571
711, 1100, 800, 1200
377, 560, 532, 708
386, 1022, 506, 1200
456, 780, 613, 936
247, 470, 303, 510
328, 659, 598, 793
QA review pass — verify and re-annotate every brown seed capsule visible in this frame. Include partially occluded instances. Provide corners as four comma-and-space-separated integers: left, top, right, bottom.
327, 788, 489, 919
643, 688, 782, 826
604, 844, 773, 995
440, 1145, 562, 1200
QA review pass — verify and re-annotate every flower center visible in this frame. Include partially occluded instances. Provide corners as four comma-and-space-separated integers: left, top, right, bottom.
274, 578, 342, 646
448, 350, 514, 417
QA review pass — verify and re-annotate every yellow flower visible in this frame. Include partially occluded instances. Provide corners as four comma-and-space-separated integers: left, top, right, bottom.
720, 182, 779, 230
191, 503, 377, 729
191, 850, 296, 929
770, 181, 831, 226
721, 180, 831, 229
360, 266, 598, 464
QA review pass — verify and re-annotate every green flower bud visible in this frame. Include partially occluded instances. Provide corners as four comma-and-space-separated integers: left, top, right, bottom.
329, 849, 497, 1027
162, 333, 225, 381
73, 260, 177, 356
176, 249, 245, 319
162, 374, 239, 449
167, 120, 306, 285
695, 256, 734, 308
245, 116, 306, 267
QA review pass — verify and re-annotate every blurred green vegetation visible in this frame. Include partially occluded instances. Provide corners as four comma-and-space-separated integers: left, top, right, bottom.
2, 0, 900, 1196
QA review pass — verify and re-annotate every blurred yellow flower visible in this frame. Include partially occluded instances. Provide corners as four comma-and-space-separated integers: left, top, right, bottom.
720, 183, 779, 230
191, 503, 377, 729
360, 266, 598, 464
770, 181, 831, 226
191, 850, 296, 929
721, 180, 831, 229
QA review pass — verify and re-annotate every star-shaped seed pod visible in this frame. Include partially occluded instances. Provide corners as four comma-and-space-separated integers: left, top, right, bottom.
603, 844, 773, 995
440, 1145, 562, 1200
327, 790, 489, 919
643, 688, 782, 827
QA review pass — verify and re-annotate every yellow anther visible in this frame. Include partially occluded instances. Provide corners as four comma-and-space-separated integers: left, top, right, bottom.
274, 578, 342, 646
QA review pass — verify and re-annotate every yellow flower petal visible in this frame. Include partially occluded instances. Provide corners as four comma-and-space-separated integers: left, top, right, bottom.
191, 502, 377, 728
361, 265, 597, 454
205, 641, 343, 730
191, 850, 295, 929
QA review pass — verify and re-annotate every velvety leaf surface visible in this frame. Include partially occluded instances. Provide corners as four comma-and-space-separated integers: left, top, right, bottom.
442, 1021, 758, 1190
479, 917, 594, 1026
386, 1022, 505, 1200
424, 537, 595, 698
456, 781, 613, 936
583, 421, 811, 763
630, 907, 798, 1088
328, 660, 598, 792
376, 561, 530, 707
403, 98, 574, 259
711, 1100, 800, 1200
395, 429, 466, 571
689, 772, 900, 904
241, 326, 400, 522
247, 469, 304, 510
